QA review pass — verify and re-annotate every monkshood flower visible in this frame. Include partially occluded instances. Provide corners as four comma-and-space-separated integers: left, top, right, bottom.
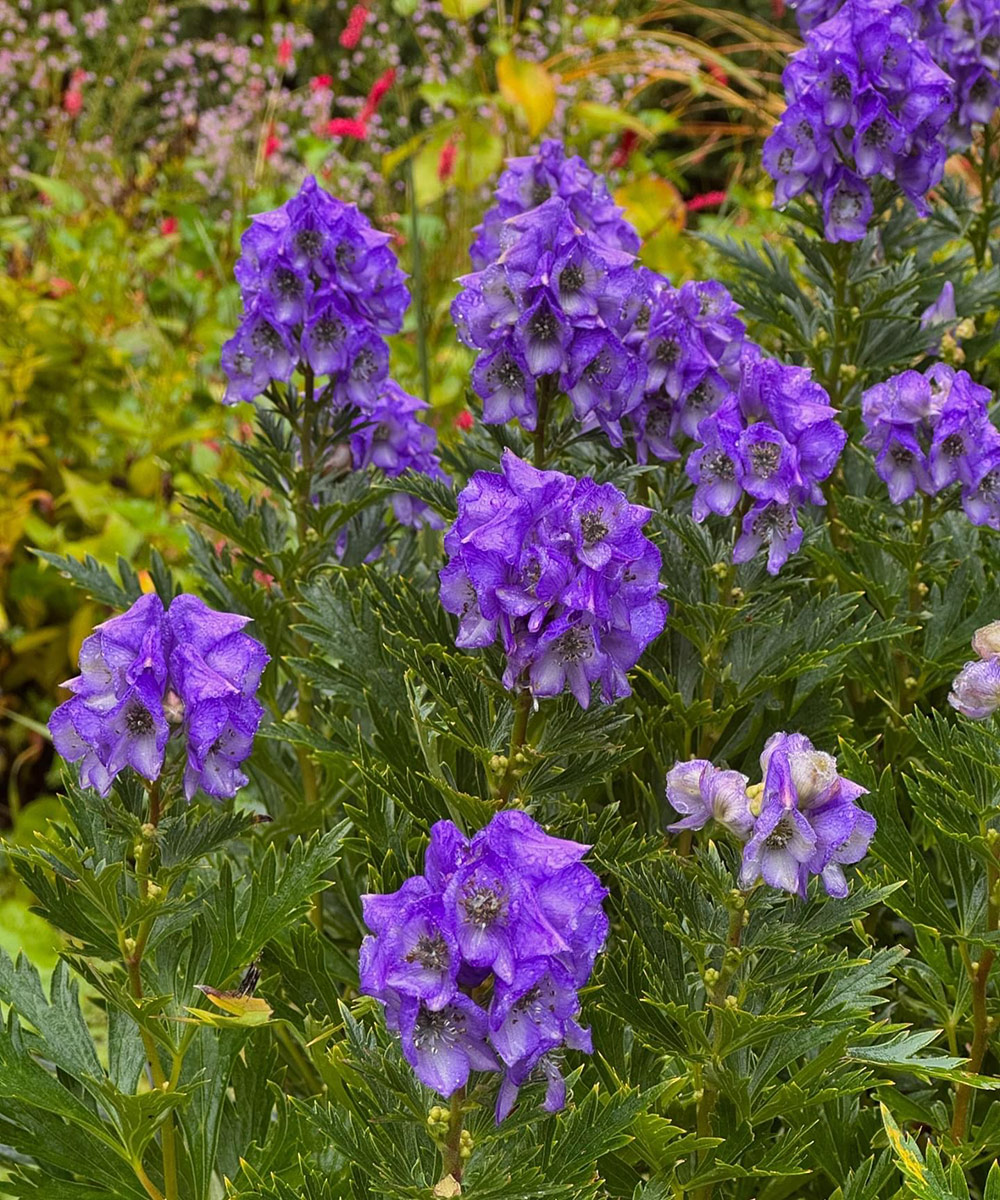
221, 175, 409, 405
686, 344, 846, 574
469, 138, 639, 270
438, 450, 667, 708
667, 733, 875, 898
861, 364, 1000, 523
347, 381, 449, 528
665, 760, 754, 838
765, 0, 955, 241
929, 0, 1000, 145
741, 732, 875, 898
627, 276, 747, 465
49, 593, 268, 800
950, 621, 1000, 719
359, 811, 608, 1120
453, 197, 647, 445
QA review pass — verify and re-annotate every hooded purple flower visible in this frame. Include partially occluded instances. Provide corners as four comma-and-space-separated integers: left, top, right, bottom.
360, 812, 606, 1118
766, 0, 955, 240
49, 593, 268, 801
949, 621, 1000, 720
439, 451, 667, 708
740, 732, 875, 899
222, 176, 408, 405
666, 760, 754, 838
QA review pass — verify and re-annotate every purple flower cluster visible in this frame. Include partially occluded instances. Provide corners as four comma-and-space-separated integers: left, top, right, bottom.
687, 344, 847, 574
439, 450, 667, 708
49, 593, 268, 801
469, 138, 639, 270
861, 363, 1000, 526
627, 275, 747, 465
221, 175, 409, 405
346, 381, 449, 529
667, 732, 875, 898
949, 621, 1000, 720
453, 197, 647, 445
765, 0, 955, 241
359, 811, 608, 1121
931, 0, 1000, 143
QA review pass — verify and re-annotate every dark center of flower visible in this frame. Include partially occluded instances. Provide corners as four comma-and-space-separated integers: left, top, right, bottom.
529, 306, 558, 341
983, 35, 999, 57
580, 510, 609, 545
486, 354, 524, 392
272, 268, 303, 299
234, 351, 254, 375
460, 882, 505, 928
406, 932, 449, 971
634, 303, 651, 331
795, 120, 814, 145
559, 264, 585, 293
531, 181, 552, 206
353, 349, 377, 380
312, 315, 346, 347
942, 433, 965, 459
753, 504, 794, 540
125, 704, 154, 736
688, 381, 713, 408
335, 241, 356, 269
294, 229, 324, 258
646, 406, 671, 438
765, 815, 794, 849
413, 1005, 463, 1050
831, 72, 852, 100
656, 338, 680, 364
890, 444, 914, 467
705, 450, 736, 481
251, 321, 283, 353
778, 147, 795, 173
584, 352, 611, 382
979, 470, 1000, 498
557, 626, 594, 664
750, 441, 781, 478
833, 187, 863, 221
862, 117, 889, 148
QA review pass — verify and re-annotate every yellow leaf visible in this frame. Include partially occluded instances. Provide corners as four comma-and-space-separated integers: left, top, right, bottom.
440, 0, 490, 17
187, 986, 273, 1027
614, 176, 686, 276
497, 54, 557, 139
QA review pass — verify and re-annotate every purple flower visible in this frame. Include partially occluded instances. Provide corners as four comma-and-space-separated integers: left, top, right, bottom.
470, 138, 639, 270
733, 502, 804, 576
767, 0, 955, 241
950, 623, 1000, 719
49, 593, 268, 801
222, 176, 408, 406
740, 732, 875, 899
439, 450, 667, 708
360, 812, 607, 1116
861, 364, 1000, 518
666, 760, 753, 837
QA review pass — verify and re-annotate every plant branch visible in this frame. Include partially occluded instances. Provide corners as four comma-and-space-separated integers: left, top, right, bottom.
439, 1086, 467, 1185
495, 687, 532, 803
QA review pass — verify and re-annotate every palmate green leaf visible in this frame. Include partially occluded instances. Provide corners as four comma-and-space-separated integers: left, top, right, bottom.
94, 1077, 191, 1162
847, 1030, 1000, 1089
33, 550, 139, 608
176, 1027, 252, 1200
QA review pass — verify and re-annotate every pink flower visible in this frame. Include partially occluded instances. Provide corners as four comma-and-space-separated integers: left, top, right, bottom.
277, 37, 293, 68
327, 117, 368, 139
608, 130, 639, 170
438, 138, 457, 182
454, 410, 474, 432
160, 216, 179, 236
48, 277, 75, 298
686, 190, 727, 212
339, 4, 368, 48
360, 67, 395, 121
310, 74, 333, 91
263, 125, 281, 159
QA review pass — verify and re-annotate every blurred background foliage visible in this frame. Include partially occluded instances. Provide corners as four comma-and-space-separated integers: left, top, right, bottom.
0, 0, 796, 836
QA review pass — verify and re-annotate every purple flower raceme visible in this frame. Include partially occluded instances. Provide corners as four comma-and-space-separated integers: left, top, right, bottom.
765, 0, 955, 241
950, 620, 1000, 719
469, 138, 640, 270
928, 0, 1000, 145
686, 343, 847, 574
453, 196, 648, 446
861, 363, 1000, 523
222, 175, 408, 406
359, 811, 608, 1121
667, 733, 876, 899
439, 450, 667, 708
49, 593, 268, 800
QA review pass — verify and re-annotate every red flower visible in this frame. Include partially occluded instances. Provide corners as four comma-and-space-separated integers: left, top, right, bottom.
454, 410, 474, 432
160, 216, 179, 236
686, 190, 727, 212
327, 117, 369, 140
438, 138, 457, 182
47, 277, 75, 298
707, 62, 729, 87
277, 37, 293, 68
263, 125, 281, 159
310, 74, 333, 91
63, 73, 85, 117
772, 0, 786, 16
609, 130, 639, 170
339, 4, 369, 48
360, 67, 396, 121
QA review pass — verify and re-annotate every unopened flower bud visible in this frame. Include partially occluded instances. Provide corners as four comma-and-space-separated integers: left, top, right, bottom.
838, 362, 858, 382
163, 689, 185, 725
724, 994, 738, 1010
972, 621, 1000, 661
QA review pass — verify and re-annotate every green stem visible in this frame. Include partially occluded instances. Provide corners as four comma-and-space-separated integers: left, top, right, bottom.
694, 898, 745, 1200
951, 835, 999, 1142
824, 242, 851, 409
496, 688, 532, 803
406, 160, 432, 408
971, 119, 997, 271
439, 1086, 467, 1184
125, 781, 180, 1200
533, 378, 555, 469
